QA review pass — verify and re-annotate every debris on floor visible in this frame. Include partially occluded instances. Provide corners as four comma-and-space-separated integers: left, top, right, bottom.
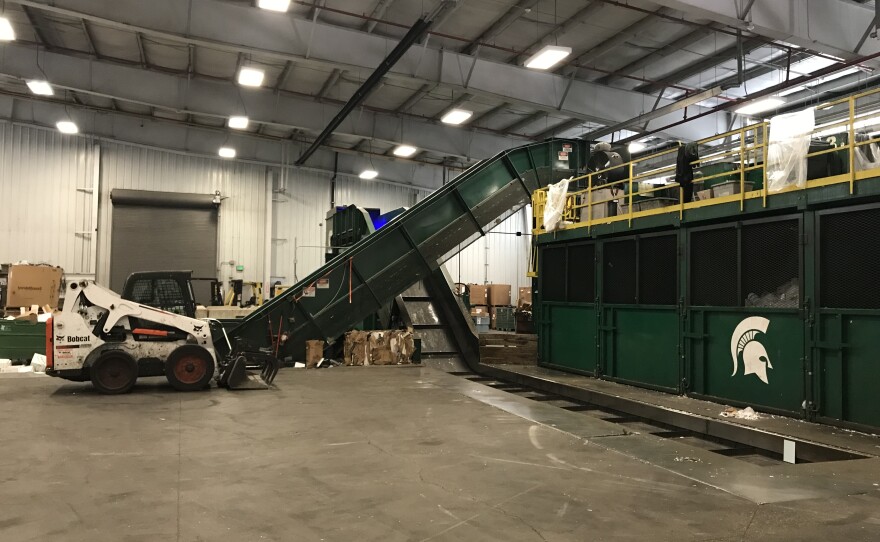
720, 406, 761, 420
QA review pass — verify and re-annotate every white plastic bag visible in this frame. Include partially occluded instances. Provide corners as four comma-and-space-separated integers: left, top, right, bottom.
766, 108, 815, 193
543, 177, 572, 232
31, 353, 47, 373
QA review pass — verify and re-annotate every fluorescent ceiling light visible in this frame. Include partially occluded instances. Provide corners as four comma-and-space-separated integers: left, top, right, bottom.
237, 67, 265, 87
56, 121, 78, 134
393, 144, 418, 157
441, 108, 473, 125
257, 0, 291, 12
359, 169, 378, 180
524, 45, 572, 70
0, 17, 14, 41
26, 80, 53, 96
218, 147, 236, 158
228, 116, 249, 129
734, 97, 785, 116
627, 142, 646, 153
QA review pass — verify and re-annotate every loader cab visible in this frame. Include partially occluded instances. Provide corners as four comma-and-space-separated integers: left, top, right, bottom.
121, 271, 197, 318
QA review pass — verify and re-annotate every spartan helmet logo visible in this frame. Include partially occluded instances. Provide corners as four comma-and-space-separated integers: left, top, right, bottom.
730, 317, 772, 384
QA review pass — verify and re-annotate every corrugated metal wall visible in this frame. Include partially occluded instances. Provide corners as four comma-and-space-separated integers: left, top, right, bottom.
98, 143, 268, 285
271, 168, 432, 285
0, 122, 523, 297
0, 123, 97, 276
445, 207, 533, 297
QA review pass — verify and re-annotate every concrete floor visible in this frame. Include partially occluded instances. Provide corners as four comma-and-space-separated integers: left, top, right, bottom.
1, 367, 879, 541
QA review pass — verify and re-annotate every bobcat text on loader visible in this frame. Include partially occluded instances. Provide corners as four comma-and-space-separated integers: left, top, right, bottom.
45, 279, 278, 394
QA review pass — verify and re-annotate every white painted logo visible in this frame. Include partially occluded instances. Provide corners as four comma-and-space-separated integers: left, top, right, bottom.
730, 316, 772, 384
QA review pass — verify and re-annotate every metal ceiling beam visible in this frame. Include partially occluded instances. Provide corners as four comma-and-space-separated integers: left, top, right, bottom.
635, 37, 764, 94
0, 42, 526, 161
0, 93, 453, 187
583, 85, 723, 140
317, 69, 343, 99
395, 83, 435, 113
135, 32, 149, 68
274, 60, 293, 93
510, 2, 604, 65
363, 0, 395, 33
531, 118, 583, 140
639, 0, 880, 64
3, 0, 716, 140
594, 27, 714, 86
80, 19, 99, 57
462, 0, 539, 56
560, 8, 676, 73
502, 111, 545, 134
470, 101, 509, 126
21, 5, 61, 49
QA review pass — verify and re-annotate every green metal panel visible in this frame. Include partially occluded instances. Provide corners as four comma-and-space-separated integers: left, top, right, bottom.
0, 320, 45, 361
540, 304, 597, 375
687, 308, 804, 415
601, 306, 680, 392
814, 312, 880, 429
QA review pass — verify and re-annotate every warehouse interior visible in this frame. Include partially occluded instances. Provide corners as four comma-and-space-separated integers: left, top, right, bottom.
2, 0, 880, 540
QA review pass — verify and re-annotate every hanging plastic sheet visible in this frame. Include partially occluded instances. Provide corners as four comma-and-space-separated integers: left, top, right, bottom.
855, 134, 880, 171
543, 176, 572, 232
766, 108, 815, 193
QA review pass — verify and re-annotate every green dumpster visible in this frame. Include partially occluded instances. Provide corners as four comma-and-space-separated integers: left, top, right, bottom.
0, 320, 46, 361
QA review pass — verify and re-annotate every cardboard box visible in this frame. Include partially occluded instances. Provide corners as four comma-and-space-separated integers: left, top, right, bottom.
6, 265, 62, 309
468, 284, 488, 305
305, 340, 324, 368
518, 287, 532, 307
470, 305, 489, 317
344, 330, 369, 366
488, 284, 511, 306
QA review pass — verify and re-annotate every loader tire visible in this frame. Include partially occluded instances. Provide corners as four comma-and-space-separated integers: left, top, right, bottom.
90, 351, 138, 394
165, 345, 214, 391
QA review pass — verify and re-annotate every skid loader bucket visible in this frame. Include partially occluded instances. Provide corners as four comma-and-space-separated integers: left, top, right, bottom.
218, 352, 279, 390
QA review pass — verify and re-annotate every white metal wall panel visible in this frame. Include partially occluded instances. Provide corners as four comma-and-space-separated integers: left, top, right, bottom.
271, 167, 329, 285
0, 123, 96, 275
445, 207, 532, 295
98, 144, 268, 285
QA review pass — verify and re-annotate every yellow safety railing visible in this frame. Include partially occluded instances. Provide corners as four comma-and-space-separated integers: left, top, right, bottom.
532, 86, 880, 235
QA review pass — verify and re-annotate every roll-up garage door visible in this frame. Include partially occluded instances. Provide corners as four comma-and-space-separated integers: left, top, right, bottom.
110, 189, 218, 305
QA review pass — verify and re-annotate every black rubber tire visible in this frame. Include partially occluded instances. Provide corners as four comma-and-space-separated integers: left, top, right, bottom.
165, 345, 215, 391
90, 350, 138, 395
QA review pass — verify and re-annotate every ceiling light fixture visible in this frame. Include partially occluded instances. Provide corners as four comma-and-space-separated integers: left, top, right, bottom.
56, 121, 78, 134
228, 116, 250, 129
257, 0, 291, 12
26, 80, 53, 96
627, 142, 646, 154
734, 97, 785, 116
441, 109, 473, 125
218, 147, 236, 158
524, 45, 572, 70
359, 169, 378, 180
237, 67, 265, 87
393, 144, 418, 157
0, 17, 15, 41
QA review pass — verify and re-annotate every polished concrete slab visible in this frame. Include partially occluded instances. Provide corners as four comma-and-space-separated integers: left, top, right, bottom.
1, 367, 879, 541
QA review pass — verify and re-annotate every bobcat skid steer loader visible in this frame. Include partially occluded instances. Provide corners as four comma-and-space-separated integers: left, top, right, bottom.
45, 280, 278, 394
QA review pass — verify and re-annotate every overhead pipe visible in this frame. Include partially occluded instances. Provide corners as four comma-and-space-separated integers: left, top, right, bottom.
295, 16, 436, 166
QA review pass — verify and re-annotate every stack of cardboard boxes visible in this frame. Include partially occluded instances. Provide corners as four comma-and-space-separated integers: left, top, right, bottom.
469, 283, 521, 332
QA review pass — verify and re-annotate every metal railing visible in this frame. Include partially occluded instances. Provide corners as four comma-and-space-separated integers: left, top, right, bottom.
532, 87, 880, 235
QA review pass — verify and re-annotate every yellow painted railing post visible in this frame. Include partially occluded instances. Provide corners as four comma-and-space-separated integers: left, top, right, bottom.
587, 173, 593, 232
739, 126, 746, 211
849, 96, 856, 194
627, 162, 634, 226
762, 122, 769, 207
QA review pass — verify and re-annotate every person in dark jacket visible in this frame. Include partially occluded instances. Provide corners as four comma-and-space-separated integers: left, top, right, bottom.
675, 142, 699, 203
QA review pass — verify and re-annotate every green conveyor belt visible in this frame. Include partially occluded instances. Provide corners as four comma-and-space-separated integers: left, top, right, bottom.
223, 139, 585, 361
